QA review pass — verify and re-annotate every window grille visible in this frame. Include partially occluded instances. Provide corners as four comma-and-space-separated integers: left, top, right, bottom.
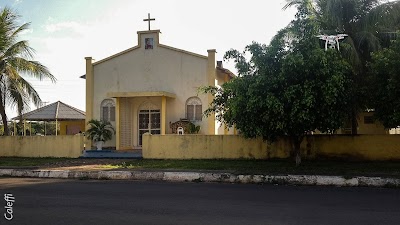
186, 97, 202, 121
100, 99, 115, 122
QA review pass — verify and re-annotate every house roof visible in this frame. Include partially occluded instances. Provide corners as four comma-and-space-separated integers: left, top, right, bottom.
216, 66, 236, 79
216, 61, 236, 79
12, 101, 85, 121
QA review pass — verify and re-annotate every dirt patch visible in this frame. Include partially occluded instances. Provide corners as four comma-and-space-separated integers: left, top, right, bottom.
41, 159, 133, 171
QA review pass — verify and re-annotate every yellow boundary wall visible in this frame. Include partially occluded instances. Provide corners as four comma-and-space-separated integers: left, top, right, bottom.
2, 134, 399, 160
143, 135, 268, 159
143, 134, 400, 161
0, 136, 84, 158
303, 135, 400, 160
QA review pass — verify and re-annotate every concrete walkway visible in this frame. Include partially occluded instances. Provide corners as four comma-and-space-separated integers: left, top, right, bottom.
0, 168, 399, 188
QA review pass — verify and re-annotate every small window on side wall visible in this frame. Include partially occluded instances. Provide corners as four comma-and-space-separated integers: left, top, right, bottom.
186, 97, 202, 121
101, 99, 116, 122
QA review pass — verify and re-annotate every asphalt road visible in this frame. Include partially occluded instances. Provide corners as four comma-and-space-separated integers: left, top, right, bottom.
0, 178, 399, 225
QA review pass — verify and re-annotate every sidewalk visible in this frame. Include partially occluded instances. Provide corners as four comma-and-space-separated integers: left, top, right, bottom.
1, 166, 399, 188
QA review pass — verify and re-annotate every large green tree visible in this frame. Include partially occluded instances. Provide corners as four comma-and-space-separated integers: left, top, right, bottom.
0, 7, 55, 135
368, 37, 400, 128
203, 4, 353, 165
284, 0, 400, 134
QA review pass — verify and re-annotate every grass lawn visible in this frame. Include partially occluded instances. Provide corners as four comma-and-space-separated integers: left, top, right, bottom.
1, 157, 400, 178
0, 157, 68, 167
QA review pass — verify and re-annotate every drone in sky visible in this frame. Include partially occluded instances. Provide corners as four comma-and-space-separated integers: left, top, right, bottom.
317, 34, 348, 51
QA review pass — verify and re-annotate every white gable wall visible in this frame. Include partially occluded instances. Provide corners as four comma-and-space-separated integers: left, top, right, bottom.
93, 50, 207, 93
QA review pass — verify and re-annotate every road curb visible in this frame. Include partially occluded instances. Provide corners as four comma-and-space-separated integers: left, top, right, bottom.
1, 169, 399, 187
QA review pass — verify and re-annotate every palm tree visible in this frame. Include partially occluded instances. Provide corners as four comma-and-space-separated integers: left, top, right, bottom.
284, 0, 400, 134
0, 7, 56, 135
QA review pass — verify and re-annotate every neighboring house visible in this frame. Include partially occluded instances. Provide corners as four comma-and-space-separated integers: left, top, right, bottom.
336, 111, 388, 135
11, 101, 85, 135
355, 111, 388, 134
389, 127, 400, 134
215, 61, 237, 135
82, 24, 234, 150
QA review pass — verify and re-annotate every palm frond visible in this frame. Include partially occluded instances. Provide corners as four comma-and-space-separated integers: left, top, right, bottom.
283, 0, 304, 10
340, 35, 363, 72
7, 58, 56, 82
358, 0, 400, 32
352, 31, 382, 53
6, 78, 29, 115
2, 40, 35, 60
10, 22, 31, 38
4, 67, 41, 110
283, 0, 318, 16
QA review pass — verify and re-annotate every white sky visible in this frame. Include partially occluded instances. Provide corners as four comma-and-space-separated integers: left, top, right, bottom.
1, 0, 296, 118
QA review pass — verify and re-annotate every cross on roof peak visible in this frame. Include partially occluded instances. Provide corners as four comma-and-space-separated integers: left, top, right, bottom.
143, 13, 155, 30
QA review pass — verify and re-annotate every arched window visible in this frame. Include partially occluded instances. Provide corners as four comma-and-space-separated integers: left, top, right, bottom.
186, 97, 202, 121
101, 99, 115, 122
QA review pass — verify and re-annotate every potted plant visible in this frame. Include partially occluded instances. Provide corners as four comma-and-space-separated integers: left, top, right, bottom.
86, 119, 115, 150
188, 122, 201, 134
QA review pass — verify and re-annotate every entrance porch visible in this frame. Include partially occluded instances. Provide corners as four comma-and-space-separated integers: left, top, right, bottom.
107, 91, 176, 150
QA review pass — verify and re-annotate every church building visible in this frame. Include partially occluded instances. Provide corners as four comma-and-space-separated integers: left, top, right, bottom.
83, 14, 235, 150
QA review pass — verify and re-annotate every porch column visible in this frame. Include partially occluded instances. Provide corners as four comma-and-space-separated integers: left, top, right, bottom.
23, 120, 26, 136
115, 97, 120, 150
13, 121, 16, 136
85, 57, 94, 132
161, 96, 166, 135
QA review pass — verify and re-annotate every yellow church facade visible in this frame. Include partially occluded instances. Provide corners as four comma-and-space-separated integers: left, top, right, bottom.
84, 28, 233, 150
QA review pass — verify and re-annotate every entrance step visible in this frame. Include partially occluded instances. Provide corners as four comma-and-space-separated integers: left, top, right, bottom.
80, 150, 142, 159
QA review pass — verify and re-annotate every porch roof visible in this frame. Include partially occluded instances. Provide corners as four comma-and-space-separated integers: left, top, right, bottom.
107, 91, 176, 99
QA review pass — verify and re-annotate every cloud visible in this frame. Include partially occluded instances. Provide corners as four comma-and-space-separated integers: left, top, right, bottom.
44, 21, 85, 34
